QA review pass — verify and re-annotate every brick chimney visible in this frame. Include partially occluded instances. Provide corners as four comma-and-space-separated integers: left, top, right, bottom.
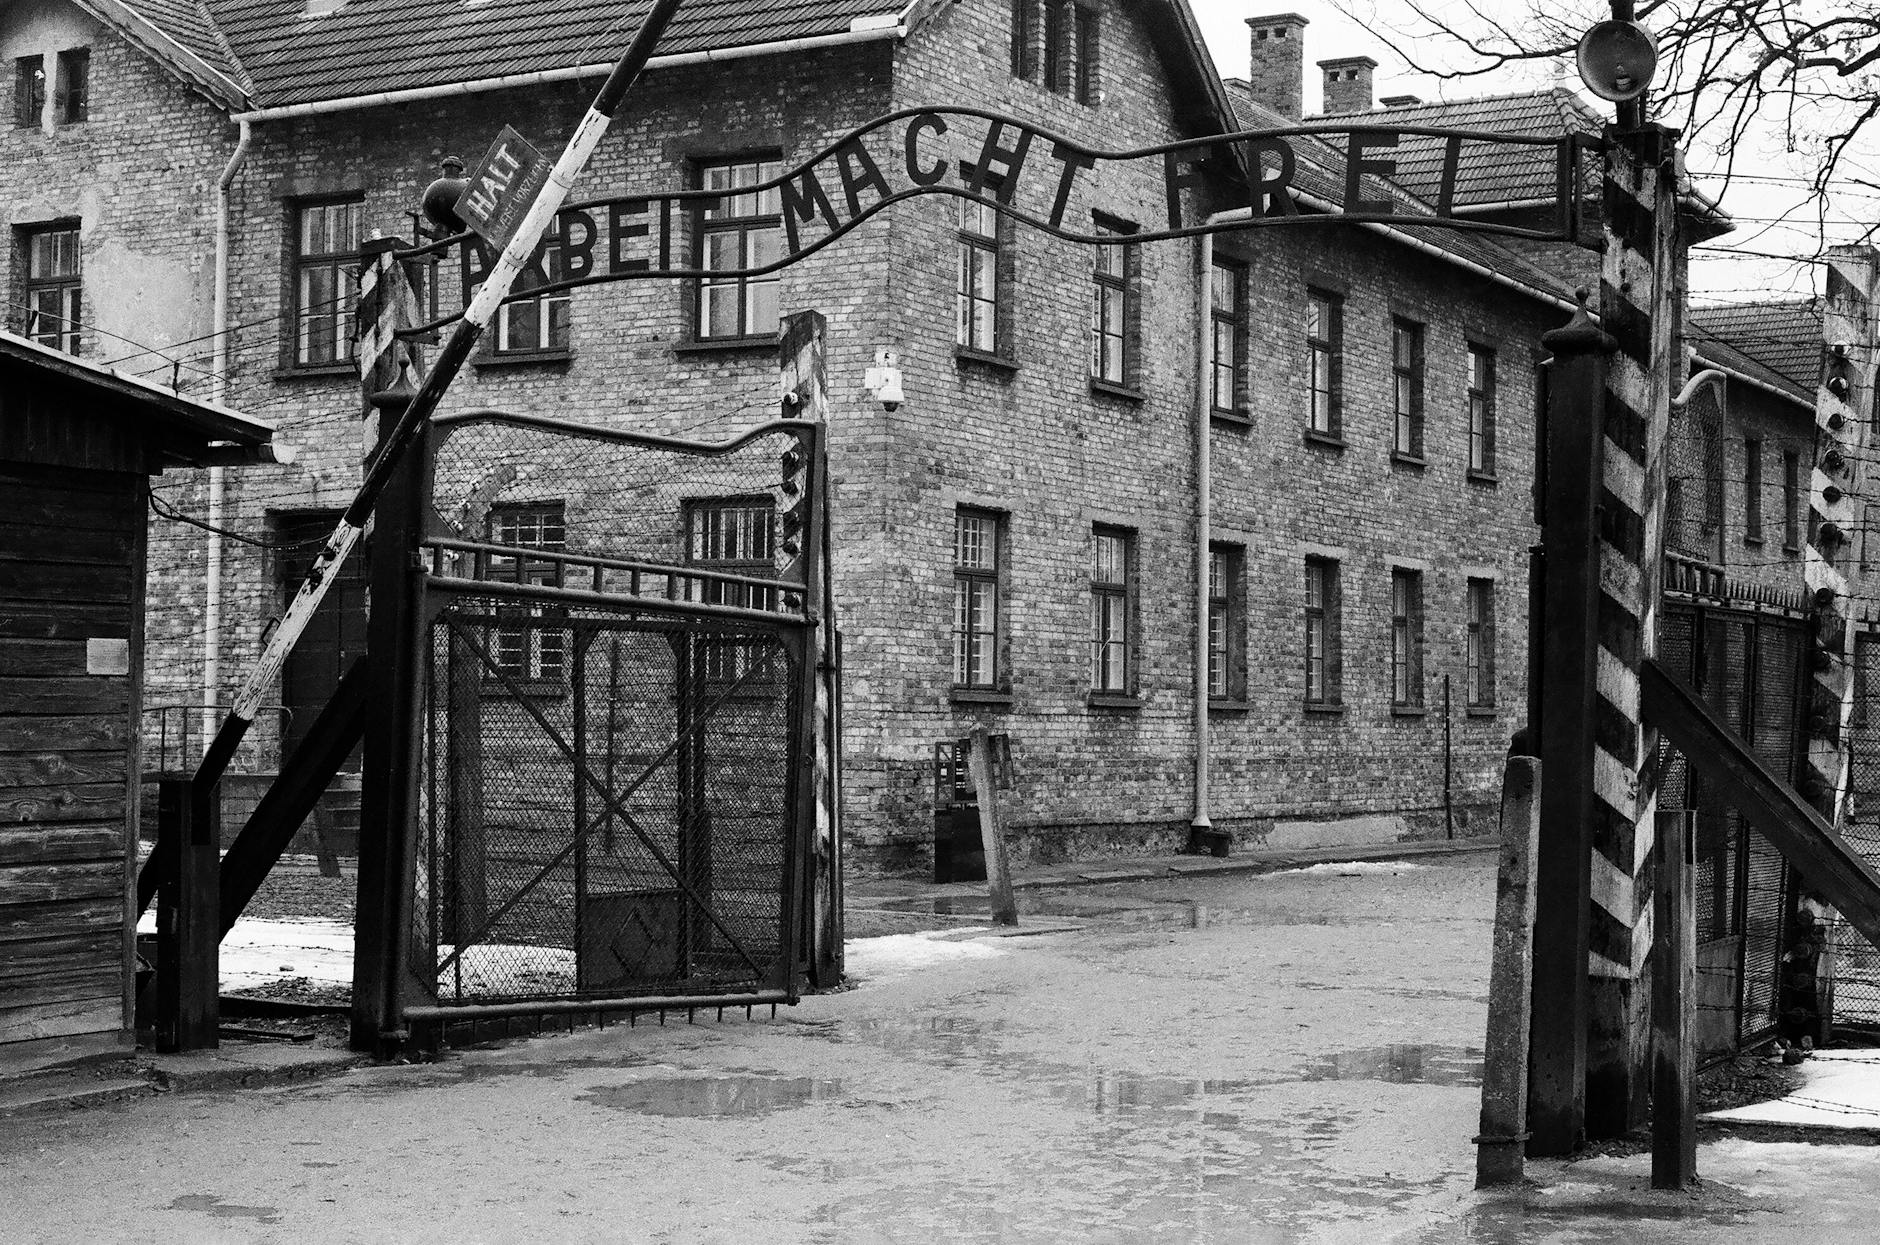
1319, 56, 1377, 114
1246, 13, 1309, 119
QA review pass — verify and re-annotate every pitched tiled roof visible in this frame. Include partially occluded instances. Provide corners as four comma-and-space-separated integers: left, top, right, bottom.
1688, 300, 1820, 395
122, 0, 251, 88
1222, 81, 1576, 308
1318, 87, 1605, 210
202, 0, 904, 109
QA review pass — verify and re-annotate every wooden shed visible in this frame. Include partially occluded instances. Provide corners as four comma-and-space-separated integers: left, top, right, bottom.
0, 330, 272, 1074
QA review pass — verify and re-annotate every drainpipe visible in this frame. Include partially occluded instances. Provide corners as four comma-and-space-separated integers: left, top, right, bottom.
1191, 227, 1214, 842
205, 119, 253, 752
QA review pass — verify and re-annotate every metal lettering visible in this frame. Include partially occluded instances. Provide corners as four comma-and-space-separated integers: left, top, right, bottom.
833, 138, 894, 219
608, 201, 650, 272
779, 169, 842, 254
1247, 139, 1299, 217
965, 120, 1032, 204
1049, 143, 1096, 228
1344, 130, 1399, 216
560, 209, 596, 281
905, 111, 949, 186
1162, 150, 1208, 230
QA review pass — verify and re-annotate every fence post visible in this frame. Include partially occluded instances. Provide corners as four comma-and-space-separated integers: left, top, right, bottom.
154, 774, 218, 1052
968, 726, 1018, 926
1652, 808, 1697, 1188
1477, 755, 1539, 1186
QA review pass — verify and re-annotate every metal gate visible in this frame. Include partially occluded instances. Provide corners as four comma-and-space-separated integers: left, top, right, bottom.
384, 403, 837, 1027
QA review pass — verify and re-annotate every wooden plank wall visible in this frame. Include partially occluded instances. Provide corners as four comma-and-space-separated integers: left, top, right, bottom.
0, 460, 143, 1050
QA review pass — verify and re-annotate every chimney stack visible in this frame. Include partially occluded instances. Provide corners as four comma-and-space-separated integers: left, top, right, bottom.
1380, 94, 1423, 109
1319, 56, 1377, 114
1246, 13, 1309, 119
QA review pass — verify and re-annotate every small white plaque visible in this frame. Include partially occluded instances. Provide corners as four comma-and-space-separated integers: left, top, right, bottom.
86, 638, 131, 676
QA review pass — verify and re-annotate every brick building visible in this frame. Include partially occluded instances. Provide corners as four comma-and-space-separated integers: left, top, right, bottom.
0, 0, 1800, 876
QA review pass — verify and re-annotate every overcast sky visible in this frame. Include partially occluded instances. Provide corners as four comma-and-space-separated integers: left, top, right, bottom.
1183, 1, 1861, 302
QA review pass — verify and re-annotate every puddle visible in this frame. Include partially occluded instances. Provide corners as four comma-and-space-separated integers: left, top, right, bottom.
1305, 1044, 1483, 1087
578, 1074, 840, 1116
168, 1195, 283, 1224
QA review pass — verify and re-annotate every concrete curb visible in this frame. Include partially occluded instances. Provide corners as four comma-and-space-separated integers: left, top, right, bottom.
0, 1045, 368, 1119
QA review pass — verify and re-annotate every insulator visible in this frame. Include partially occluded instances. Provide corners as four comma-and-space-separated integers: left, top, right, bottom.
1823, 448, 1847, 474
1825, 484, 1845, 506
1820, 521, 1846, 546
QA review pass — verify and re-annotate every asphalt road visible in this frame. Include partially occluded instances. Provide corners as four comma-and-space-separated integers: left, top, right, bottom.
4, 855, 1876, 1242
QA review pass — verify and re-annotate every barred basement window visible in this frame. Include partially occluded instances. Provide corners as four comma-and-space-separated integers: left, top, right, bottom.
953, 508, 1003, 689
1306, 289, 1343, 437
695, 157, 782, 341
1210, 259, 1248, 415
55, 48, 87, 124
1466, 577, 1496, 708
1392, 317, 1425, 459
1467, 343, 1496, 476
293, 199, 361, 367
1090, 526, 1134, 694
483, 503, 567, 682
1390, 567, 1424, 708
687, 497, 777, 681
20, 223, 80, 354
13, 56, 43, 127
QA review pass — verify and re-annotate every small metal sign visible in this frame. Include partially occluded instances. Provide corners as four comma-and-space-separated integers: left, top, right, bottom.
456, 126, 551, 250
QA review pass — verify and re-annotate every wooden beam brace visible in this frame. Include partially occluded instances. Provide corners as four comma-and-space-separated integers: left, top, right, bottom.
1641, 657, 1880, 947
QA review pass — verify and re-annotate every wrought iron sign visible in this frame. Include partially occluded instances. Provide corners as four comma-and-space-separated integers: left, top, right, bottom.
414, 107, 1593, 315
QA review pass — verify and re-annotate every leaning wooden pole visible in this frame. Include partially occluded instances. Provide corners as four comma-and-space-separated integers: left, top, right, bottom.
1477, 755, 1540, 1186
145, 0, 687, 917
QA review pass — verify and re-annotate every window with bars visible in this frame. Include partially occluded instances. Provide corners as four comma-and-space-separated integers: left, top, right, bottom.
1210, 260, 1248, 416
1208, 543, 1245, 701
1392, 317, 1425, 459
13, 55, 43, 127
956, 194, 1004, 355
293, 199, 361, 367
483, 503, 567, 683
493, 231, 571, 355
1783, 449, 1801, 553
1467, 343, 1497, 477
1089, 217, 1136, 386
1090, 527, 1134, 695
1304, 556, 1341, 707
1306, 289, 1342, 437
55, 48, 86, 124
1744, 438, 1763, 543
20, 223, 80, 354
695, 157, 782, 341
687, 497, 777, 681
953, 509, 1003, 690
1390, 567, 1424, 708
1466, 577, 1496, 709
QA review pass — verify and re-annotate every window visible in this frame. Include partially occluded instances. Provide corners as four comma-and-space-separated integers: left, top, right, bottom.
1210, 260, 1247, 415
293, 199, 361, 367
1744, 438, 1763, 543
1466, 578, 1496, 709
1392, 317, 1425, 459
483, 503, 566, 682
687, 498, 776, 682
1390, 567, 1424, 709
956, 194, 1003, 355
953, 509, 1002, 689
1306, 289, 1342, 437
1304, 556, 1341, 707
494, 231, 571, 355
1783, 449, 1801, 553
20, 224, 80, 354
1089, 217, 1137, 387
1208, 544, 1245, 701
1024, 2, 1098, 101
13, 55, 43, 127
55, 48, 87, 124
1010, 0, 1037, 79
1090, 527, 1134, 695
695, 157, 782, 341
1468, 344, 1496, 476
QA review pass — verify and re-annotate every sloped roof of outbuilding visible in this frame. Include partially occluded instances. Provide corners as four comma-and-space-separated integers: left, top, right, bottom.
1687, 300, 1820, 395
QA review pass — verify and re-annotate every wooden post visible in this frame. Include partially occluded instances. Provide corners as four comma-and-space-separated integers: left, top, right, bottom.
1478, 756, 1540, 1186
1652, 808, 1697, 1189
155, 775, 218, 1052
967, 726, 1017, 926
1528, 297, 1611, 1156
445, 626, 486, 942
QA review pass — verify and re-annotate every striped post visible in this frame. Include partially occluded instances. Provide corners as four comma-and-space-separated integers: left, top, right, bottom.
1802, 247, 1880, 825
1588, 123, 1683, 1138
356, 239, 423, 436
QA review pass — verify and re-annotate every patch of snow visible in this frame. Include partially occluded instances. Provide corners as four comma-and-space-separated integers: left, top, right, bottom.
1703, 1050, 1880, 1130
1272, 861, 1425, 878
843, 930, 1006, 979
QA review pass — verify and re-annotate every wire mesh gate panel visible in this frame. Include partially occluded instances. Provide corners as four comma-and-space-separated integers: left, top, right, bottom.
1835, 631, 1880, 1031
400, 412, 832, 1017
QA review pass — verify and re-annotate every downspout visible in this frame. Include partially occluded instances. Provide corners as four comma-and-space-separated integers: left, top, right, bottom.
205, 118, 252, 752
1191, 227, 1213, 841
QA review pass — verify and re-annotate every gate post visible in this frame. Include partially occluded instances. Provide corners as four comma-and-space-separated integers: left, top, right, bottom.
1586, 122, 1683, 1139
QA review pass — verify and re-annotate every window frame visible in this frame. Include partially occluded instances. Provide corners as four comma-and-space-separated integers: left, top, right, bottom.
290, 197, 363, 370
692, 155, 784, 344
952, 508, 1005, 693
1782, 448, 1801, 553
1304, 555, 1342, 709
1207, 543, 1246, 703
955, 190, 1010, 360
1744, 438, 1763, 544
19, 222, 81, 354
1210, 259, 1248, 418
491, 230, 572, 358
1389, 567, 1425, 710
1089, 215, 1138, 390
1392, 317, 1426, 461
481, 502, 568, 687
1089, 525, 1136, 698
13, 54, 44, 127
1306, 288, 1344, 440
1467, 342, 1497, 478
54, 47, 87, 125
1466, 577, 1496, 710
685, 496, 780, 684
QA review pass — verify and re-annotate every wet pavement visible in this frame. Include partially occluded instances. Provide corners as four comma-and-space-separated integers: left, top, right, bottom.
5, 855, 1879, 1241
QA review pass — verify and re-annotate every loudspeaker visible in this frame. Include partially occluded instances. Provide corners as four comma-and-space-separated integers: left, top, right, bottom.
1576, 20, 1659, 102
